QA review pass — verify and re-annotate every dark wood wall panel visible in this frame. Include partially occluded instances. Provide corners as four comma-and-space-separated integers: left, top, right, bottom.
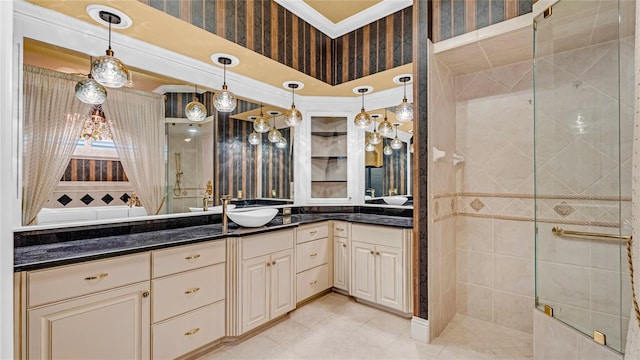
382, 139, 407, 196
432, 0, 532, 42
261, 128, 291, 199
62, 159, 128, 182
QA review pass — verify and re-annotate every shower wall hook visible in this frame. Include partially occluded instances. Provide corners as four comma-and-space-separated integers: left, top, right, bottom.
453, 153, 465, 166
432, 147, 446, 162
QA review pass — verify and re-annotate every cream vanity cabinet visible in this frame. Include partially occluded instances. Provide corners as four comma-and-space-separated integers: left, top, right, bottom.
295, 222, 331, 303
150, 240, 226, 359
351, 223, 412, 313
22, 253, 151, 360
240, 229, 295, 333
332, 221, 350, 292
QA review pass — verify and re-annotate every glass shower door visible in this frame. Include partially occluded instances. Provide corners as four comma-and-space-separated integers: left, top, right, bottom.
533, 0, 635, 353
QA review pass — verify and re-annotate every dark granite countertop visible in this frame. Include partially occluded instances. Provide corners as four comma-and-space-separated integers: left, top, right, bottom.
14, 213, 412, 272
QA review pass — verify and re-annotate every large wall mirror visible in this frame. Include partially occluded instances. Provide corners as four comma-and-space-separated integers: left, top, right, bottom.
363, 109, 413, 206
22, 38, 292, 226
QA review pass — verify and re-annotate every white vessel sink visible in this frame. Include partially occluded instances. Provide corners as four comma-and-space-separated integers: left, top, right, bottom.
383, 196, 408, 206
189, 204, 236, 213
226, 208, 278, 227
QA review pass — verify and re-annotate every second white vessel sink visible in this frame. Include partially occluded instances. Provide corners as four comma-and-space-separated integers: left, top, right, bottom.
383, 196, 408, 206
226, 208, 278, 227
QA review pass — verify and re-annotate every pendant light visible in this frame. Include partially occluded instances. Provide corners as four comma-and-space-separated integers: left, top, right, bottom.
253, 103, 270, 133
369, 114, 382, 145
75, 56, 107, 105
268, 111, 282, 143
383, 145, 393, 156
276, 135, 288, 149
213, 57, 237, 112
395, 76, 413, 122
391, 123, 403, 150
354, 87, 372, 129
185, 85, 207, 122
378, 108, 393, 136
284, 83, 303, 126
91, 11, 130, 88
248, 116, 261, 145
365, 142, 376, 152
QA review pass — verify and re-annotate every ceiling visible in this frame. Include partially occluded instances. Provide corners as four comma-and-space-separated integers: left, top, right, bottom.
303, 0, 383, 24
23, 0, 412, 99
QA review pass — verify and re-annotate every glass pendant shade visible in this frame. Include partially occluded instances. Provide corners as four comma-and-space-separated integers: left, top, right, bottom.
369, 130, 382, 145
365, 142, 375, 152
395, 76, 413, 122
185, 97, 207, 122
354, 109, 372, 129
75, 75, 107, 105
275, 136, 287, 149
213, 84, 237, 112
395, 99, 413, 122
391, 137, 403, 150
213, 57, 237, 112
92, 50, 130, 88
383, 145, 393, 155
378, 119, 393, 136
284, 105, 303, 127
248, 131, 261, 145
254, 108, 270, 133
268, 127, 282, 143
284, 83, 303, 126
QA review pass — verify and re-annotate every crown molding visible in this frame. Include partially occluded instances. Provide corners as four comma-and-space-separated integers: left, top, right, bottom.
274, 0, 412, 39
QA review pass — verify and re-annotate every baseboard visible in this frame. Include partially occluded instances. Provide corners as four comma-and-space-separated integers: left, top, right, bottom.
411, 316, 430, 343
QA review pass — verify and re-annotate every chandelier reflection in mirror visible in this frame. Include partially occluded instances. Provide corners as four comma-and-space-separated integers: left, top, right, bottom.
185, 84, 207, 122
75, 57, 107, 105
81, 104, 113, 145
395, 76, 413, 122
283, 82, 303, 126
354, 87, 372, 129
213, 57, 237, 112
391, 123, 403, 150
378, 108, 393, 136
369, 114, 382, 145
248, 116, 261, 146
91, 11, 130, 88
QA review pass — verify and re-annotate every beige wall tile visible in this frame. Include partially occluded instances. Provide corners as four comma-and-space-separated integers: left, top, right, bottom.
494, 291, 533, 333
457, 249, 493, 287
457, 283, 493, 322
493, 219, 534, 259
494, 255, 534, 297
533, 309, 579, 359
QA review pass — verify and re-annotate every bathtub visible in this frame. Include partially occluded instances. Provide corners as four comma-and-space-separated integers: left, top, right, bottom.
37, 205, 148, 225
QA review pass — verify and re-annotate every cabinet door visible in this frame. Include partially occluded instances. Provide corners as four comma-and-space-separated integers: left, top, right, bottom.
270, 249, 295, 319
351, 241, 375, 302
376, 245, 404, 312
242, 254, 270, 333
333, 238, 349, 291
27, 282, 150, 360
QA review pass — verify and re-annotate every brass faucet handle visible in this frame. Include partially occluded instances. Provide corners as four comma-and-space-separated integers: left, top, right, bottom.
220, 194, 232, 201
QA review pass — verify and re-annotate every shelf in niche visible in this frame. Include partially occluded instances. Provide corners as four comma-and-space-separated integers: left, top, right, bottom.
311, 131, 348, 137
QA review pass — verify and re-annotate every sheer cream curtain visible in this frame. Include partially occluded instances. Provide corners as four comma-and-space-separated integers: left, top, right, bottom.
22, 65, 88, 225
103, 88, 165, 215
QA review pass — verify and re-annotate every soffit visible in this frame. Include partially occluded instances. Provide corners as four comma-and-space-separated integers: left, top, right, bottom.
303, 0, 383, 23
24, 0, 410, 98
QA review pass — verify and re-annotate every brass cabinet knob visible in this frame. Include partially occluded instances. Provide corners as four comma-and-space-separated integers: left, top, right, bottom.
184, 287, 200, 295
370, 250, 374, 254
142, 291, 150, 298
266, 262, 271, 267
342, 243, 347, 248
310, 253, 318, 257
184, 328, 200, 336
272, 260, 276, 265
185, 254, 201, 260
376, 251, 380, 255
310, 230, 317, 236
336, 228, 345, 232
310, 280, 318, 285
84, 273, 109, 281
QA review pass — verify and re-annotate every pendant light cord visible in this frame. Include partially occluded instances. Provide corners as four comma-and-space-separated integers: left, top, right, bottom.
291, 87, 295, 106
107, 17, 112, 51
222, 62, 227, 86
403, 80, 407, 100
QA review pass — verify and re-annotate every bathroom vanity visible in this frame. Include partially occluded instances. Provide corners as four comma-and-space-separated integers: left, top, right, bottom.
13, 208, 412, 359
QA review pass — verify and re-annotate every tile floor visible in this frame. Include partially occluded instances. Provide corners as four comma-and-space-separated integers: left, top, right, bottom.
198, 293, 533, 359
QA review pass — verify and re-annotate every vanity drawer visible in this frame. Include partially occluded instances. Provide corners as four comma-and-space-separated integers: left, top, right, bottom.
296, 237, 329, 273
152, 300, 225, 360
351, 224, 404, 248
296, 263, 330, 302
333, 221, 349, 238
296, 223, 329, 244
152, 263, 225, 322
242, 229, 294, 260
28, 252, 150, 308
153, 240, 225, 278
